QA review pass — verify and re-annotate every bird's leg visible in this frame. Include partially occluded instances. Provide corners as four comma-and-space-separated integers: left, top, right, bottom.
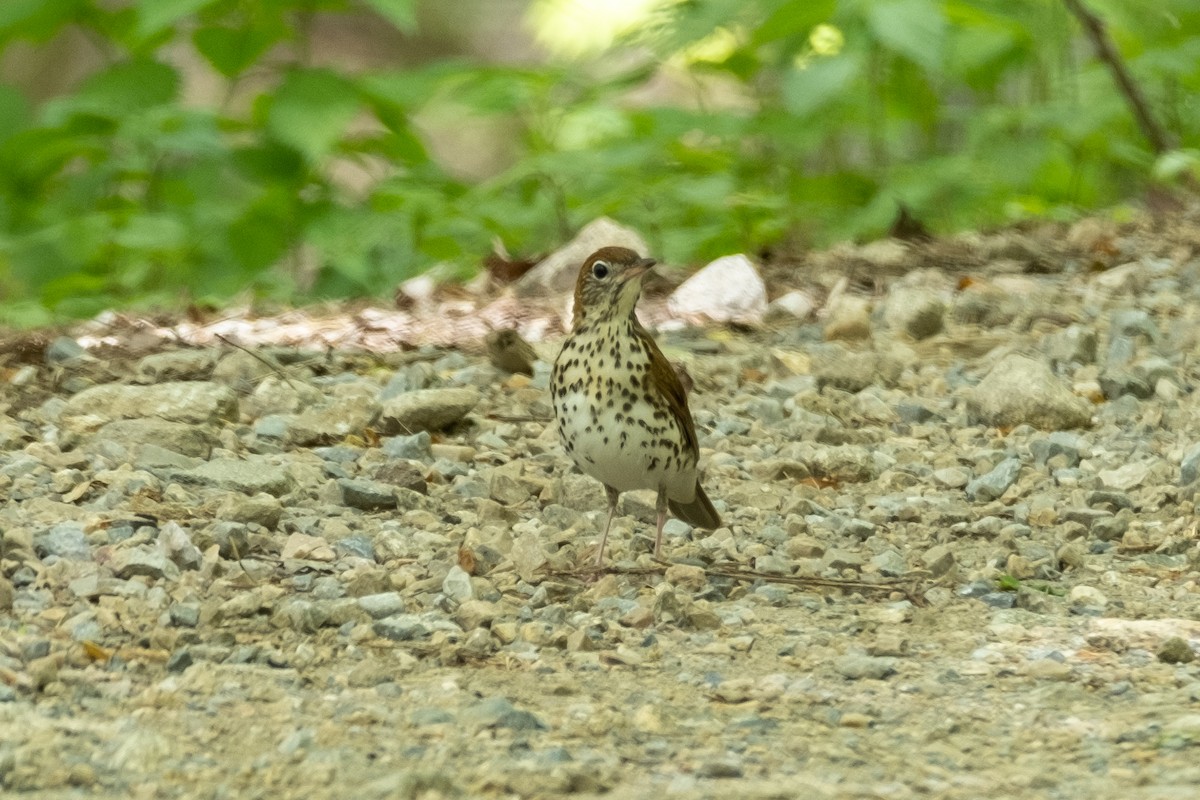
654, 487, 668, 560
595, 485, 621, 566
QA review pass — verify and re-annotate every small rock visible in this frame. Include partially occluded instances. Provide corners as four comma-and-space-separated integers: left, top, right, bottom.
169, 603, 201, 628
62, 381, 238, 426
167, 457, 293, 496
966, 354, 1091, 430
1097, 462, 1151, 491
281, 533, 336, 562
1181, 443, 1200, 486
882, 286, 945, 340
696, 756, 744, 779
379, 388, 481, 434
667, 254, 768, 325
357, 592, 406, 619
921, 544, 956, 578
834, 654, 897, 680
460, 696, 546, 732
442, 565, 475, 602
823, 296, 872, 341
92, 418, 218, 458
33, 523, 91, 561
111, 547, 180, 581
166, 649, 194, 673
337, 478, 397, 511
216, 493, 283, 529
373, 614, 431, 641
134, 350, 217, 383
382, 431, 434, 461
1159, 637, 1196, 664
966, 457, 1022, 501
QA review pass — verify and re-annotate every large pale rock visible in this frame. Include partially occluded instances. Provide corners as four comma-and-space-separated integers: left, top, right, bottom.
516, 217, 649, 296
667, 254, 767, 324
62, 382, 238, 431
967, 354, 1092, 430
378, 388, 480, 434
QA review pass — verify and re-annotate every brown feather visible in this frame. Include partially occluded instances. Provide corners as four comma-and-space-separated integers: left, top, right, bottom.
635, 321, 698, 459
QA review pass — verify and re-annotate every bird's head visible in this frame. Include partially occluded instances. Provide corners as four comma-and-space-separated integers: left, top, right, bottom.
571, 246, 656, 325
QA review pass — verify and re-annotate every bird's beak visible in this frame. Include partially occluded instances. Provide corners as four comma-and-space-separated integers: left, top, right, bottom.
623, 257, 657, 281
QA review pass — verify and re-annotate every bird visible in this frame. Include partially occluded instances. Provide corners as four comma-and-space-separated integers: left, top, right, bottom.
550, 245, 721, 565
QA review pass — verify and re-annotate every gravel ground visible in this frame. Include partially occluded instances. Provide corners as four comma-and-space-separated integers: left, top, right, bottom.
3, 208, 1200, 799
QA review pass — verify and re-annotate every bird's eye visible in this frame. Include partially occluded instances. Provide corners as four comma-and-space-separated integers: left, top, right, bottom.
591, 261, 610, 279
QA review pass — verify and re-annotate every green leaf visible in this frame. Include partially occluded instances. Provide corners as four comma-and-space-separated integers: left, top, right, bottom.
361, 0, 417, 33
867, 0, 945, 72
782, 53, 861, 116
0, 86, 30, 143
193, 24, 279, 77
114, 214, 188, 252
136, 0, 217, 39
0, 0, 83, 42
752, 0, 837, 46
44, 59, 179, 122
266, 68, 361, 162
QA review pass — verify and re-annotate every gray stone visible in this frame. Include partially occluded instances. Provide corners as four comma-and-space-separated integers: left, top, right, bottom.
165, 457, 293, 496
381, 431, 434, 461
870, 550, 908, 577
1043, 324, 1097, 366
460, 696, 547, 731
216, 493, 284, 529
92, 418, 218, 458
169, 603, 201, 627
378, 388, 481, 434
834, 654, 898, 680
357, 592, 406, 619
158, 521, 203, 571
966, 354, 1091, 430
813, 349, 903, 393
966, 457, 1022, 501
62, 381, 238, 427
211, 350, 277, 393
442, 565, 475, 602
45, 336, 92, 366
134, 350, 217, 383
1181, 443, 1200, 486
1031, 432, 1089, 466
287, 394, 380, 446
373, 614, 431, 641
33, 523, 91, 561
921, 544, 956, 578
882, 286, 945, 340
166, 649, 194, 673
111, 547, 180, 581
896, 402, 935, 423
337, 478, 397, 511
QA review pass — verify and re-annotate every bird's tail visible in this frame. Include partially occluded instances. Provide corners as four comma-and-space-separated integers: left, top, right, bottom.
669, 482, 721, 530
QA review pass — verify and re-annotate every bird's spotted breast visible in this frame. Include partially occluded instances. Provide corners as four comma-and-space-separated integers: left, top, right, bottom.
552, 321, 697, 500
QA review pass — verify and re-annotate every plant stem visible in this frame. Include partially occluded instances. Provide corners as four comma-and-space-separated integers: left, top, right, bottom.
1061, 0, 1174, 154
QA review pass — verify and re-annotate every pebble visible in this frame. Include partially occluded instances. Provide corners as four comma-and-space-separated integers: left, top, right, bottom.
378, 388, 481, 433
966, 354, 1092, 429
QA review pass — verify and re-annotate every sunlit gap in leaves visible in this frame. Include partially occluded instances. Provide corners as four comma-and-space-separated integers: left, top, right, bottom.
527, 0, 674, 57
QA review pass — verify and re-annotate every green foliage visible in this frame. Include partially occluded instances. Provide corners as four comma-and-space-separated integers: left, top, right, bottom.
0, 0, 1197, 324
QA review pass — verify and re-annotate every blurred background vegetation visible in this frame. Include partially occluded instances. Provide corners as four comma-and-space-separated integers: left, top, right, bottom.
0, 0, 1196, 326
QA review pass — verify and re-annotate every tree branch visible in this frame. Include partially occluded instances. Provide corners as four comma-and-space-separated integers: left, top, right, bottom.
1061, 0, 1174, 154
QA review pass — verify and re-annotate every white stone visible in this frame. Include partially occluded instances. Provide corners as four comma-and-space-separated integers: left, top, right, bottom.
667, 254, 767, 324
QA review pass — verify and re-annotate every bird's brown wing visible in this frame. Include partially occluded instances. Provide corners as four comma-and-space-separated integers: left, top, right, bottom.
635, 324, 699, 458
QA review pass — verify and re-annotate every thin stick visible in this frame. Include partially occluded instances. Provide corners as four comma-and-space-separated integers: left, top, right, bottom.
1061, 0, 1173, 154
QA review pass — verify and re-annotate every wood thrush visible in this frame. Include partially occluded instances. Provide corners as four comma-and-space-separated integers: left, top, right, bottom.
550, 246, 721, 565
